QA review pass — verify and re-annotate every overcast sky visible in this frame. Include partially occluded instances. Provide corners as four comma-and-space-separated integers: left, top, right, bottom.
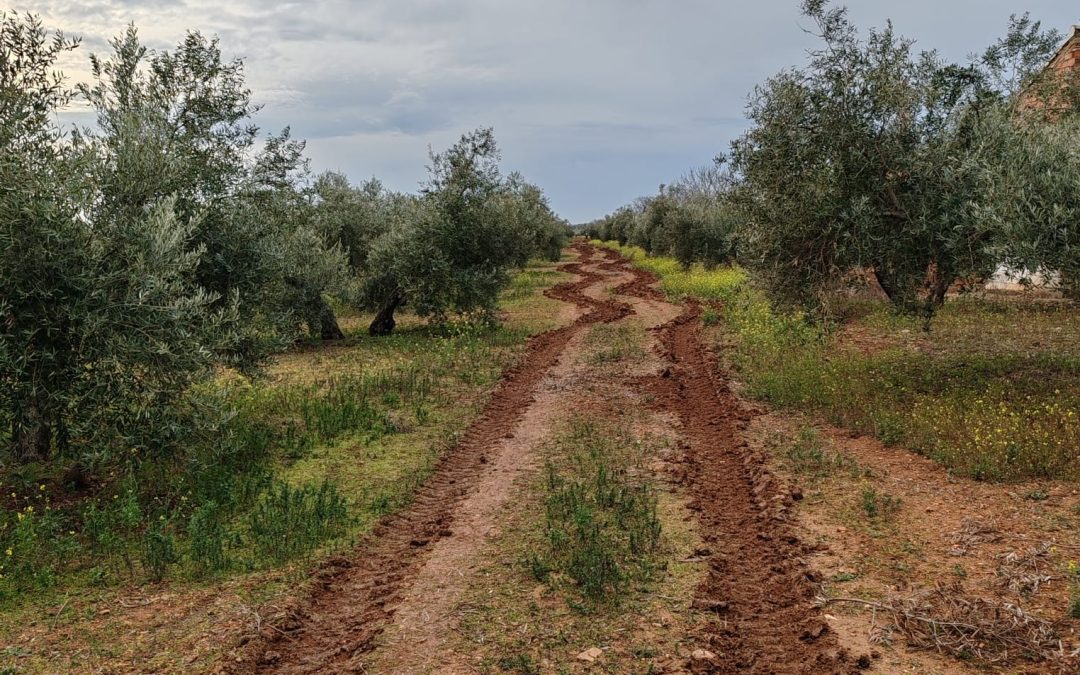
20, 1, 1080, 223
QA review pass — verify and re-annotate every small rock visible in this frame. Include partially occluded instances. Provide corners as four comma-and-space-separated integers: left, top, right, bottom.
261, 651, 281, 665
691, 599, 731, 614
689, 649, 718, 673
576, 647, 603, 663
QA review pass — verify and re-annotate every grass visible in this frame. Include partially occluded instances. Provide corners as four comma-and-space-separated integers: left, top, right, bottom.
859, 485, 902, 522
596, 240, 1080, 483
528, 418, 662, 603
0, 257, 572, 674
584, 321, 645, 365
778, 428, 861, 480
457, 415, 707, 674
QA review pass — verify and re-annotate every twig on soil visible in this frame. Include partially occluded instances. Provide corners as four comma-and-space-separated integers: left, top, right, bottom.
816, 583, 1072, 666
116, 596, 152, 608
996, 542, 1057, 595
237, 603, 297, 643
49, 598, 70, 627
948, 517, 1001, 556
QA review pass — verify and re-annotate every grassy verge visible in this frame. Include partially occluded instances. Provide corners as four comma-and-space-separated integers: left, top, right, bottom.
0, 257, 571, 673
458, 416, 706, 673
595, 241, 1080, 482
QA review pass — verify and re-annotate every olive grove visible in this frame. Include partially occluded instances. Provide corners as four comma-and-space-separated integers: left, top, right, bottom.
587, 2, 1080, 322
0, 14, 568, 471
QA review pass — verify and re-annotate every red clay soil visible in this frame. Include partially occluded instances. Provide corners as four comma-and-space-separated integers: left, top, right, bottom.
640, 301, 864, 674
226, 243, 631, 674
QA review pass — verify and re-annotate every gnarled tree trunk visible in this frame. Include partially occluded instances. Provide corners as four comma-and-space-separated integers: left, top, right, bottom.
315, 295, 345, 341
369, 288, 404, 336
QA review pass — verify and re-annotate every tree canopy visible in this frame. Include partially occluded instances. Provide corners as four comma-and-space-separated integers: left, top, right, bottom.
1, 15, 566, 468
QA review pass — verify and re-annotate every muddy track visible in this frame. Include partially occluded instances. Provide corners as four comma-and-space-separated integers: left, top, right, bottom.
545, 251, 633, 322
611, 249, 852, 671
228, 244, 634, 674
641, 301, 859, 674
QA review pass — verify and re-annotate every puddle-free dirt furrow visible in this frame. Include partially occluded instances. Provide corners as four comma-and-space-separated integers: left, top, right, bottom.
642, 300, 857, 674
229, 244, 632, 674
362, 262, 640, 673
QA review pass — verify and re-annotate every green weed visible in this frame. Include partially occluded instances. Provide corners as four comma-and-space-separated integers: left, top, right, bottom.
860, 485, 901, 521
246, 480, 348, 565
780, 428, 858, 478
586, 323, 643, 364
0, 505, 73, 597
497, 653, 540, 674
141, 521, 179, 583
529, 420, 662, 604
187, 501, 230, 574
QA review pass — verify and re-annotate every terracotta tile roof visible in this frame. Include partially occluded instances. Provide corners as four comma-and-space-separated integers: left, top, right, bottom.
1049, 25, 1080, 73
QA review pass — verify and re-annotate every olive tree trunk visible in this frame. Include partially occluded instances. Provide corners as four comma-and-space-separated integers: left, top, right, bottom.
314, 294, 345, 341
369, 288, 404, 336
11, 400, 52, 463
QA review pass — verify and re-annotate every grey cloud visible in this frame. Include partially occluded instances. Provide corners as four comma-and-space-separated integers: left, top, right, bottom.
17, 0, 1080, 222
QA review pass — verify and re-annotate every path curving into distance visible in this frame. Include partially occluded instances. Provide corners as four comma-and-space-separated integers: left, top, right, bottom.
229, 243, 633, 674
227, 243, 855, 674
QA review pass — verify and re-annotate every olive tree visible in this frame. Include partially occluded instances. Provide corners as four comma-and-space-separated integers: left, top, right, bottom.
584, 206, 637, 245
76, 26, 346, 358
312, 172, 394, 276
977, 116, 1080, 298
589, 165, 737, 269
1, 14, 237, 464
499, 172, 570, 263
231, 130, 350, 341
360, 128, 545, 335
730, 1, 1063, 321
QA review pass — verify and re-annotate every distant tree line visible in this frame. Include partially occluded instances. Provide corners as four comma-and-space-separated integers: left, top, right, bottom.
584, 0, 1080, 321
1, 13, 569, 466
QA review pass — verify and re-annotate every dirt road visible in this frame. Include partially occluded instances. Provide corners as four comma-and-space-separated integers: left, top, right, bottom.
230, 243, 853, 674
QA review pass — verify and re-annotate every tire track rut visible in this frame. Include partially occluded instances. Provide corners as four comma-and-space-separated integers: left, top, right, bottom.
229, 243, 632, 674
229, 244, 856, 674
640, 299, 859, 673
